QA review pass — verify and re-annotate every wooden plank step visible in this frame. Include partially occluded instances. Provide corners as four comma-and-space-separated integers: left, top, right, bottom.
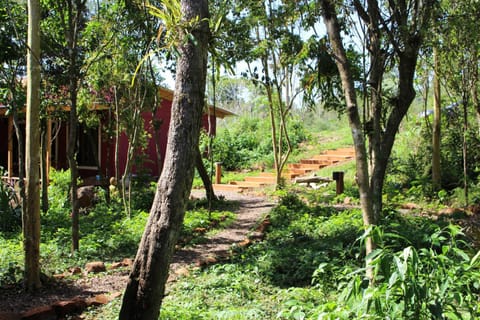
257, 172, 275, 177
323, 148, 355, 156
288, 163, 328, 170
229, 181, 267, 187
244, 176, 277, 183
213, 184, 250, 192
312, 154, 353, 161
254, 171, 297, 180
300, 159, 337, 165
288, 168, 314, 175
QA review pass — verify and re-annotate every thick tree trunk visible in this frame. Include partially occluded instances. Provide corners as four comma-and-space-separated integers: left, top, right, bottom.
432, 48, 441, 190
119, 1, 210, 319
24, 0, 42, 291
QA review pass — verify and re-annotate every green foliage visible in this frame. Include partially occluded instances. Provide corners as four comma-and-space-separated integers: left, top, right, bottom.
180, 208, 235, 246
129, 179, 157, 212
0, 236, 22, 286
160, 263, 276, 319
389, 109, 480, 199
243, 193, 363, 288
0, 173, 21, 233
0, 165, 240, 285
204, 115, 309, 171
79, 187, 480, 320
42, 168, 72, 239
327, 225, 480, 319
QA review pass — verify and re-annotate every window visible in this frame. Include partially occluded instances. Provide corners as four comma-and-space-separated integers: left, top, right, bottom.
77, 125, 99, 168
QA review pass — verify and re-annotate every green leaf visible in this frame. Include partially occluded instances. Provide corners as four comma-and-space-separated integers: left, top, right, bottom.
470, 250, 480, 267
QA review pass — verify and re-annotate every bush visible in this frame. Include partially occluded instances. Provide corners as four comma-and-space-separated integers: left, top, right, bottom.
389, 109, 480, 198
0, 173, 21, 233
202, 115, 309, 171
243, 193, 363, 288
42, 168, 72, 240
326, 225, 480, 319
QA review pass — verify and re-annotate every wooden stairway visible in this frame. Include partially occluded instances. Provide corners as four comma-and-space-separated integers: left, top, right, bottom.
213, 147, 355, 192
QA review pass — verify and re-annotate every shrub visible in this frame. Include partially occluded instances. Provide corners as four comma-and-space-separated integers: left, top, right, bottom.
201, 115, 310, 171
321, 224, 480, 319
246, 193, 363, 288
0, 173, 21, 233
389, 109, 480, 198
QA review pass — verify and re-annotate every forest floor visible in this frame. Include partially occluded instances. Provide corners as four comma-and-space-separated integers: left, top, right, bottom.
0, 190, 275, 317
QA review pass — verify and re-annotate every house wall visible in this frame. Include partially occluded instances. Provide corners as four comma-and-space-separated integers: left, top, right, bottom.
0, 95, 220, 182
100, 99, 217, 180
0, 118, 8, 172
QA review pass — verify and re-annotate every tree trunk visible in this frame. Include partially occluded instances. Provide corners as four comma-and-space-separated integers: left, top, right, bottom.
64, 0, 87, 252
195, 146, 216, 202
68, 88, 79, 251
114, 85, 120, 182
12, 111, 25, 205
41, 120, 49, 213
432, 48, 441, 191
119, 1, 210, 318
24, 0, 42, 291
320, 0, 375, 278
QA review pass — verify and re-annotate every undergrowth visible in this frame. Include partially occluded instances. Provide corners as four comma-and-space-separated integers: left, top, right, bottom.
84, 189, 480, 319
0, 169, 239, 285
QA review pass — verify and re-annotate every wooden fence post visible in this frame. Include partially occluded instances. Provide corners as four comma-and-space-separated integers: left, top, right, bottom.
332, 171, 344, 195
215, 162, 222, 184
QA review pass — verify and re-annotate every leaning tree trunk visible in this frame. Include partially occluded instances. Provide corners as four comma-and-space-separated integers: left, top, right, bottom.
119, 1, 210, 319
195, 146, 216, 203
24, 0, 42, 291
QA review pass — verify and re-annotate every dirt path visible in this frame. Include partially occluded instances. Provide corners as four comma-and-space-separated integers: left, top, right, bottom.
171, 190, 274, 274
0, 190, 274, 315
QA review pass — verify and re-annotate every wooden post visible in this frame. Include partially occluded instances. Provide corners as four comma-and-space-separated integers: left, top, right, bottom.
7, 116, 13, 179
215, 162, 222, 184
332, 171, 344, 195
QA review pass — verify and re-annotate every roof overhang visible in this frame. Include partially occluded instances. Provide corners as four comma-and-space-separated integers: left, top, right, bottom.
0, 87, 235, 118
159, 87, 235, 119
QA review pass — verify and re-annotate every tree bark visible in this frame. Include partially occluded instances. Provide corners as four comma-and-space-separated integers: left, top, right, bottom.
24, 0, 42, 291
64, 0, 87, 252
41, 120, 49, 213
119, 1, 210, 318
321, 0, 432, 282
68, 86, 80, 251
432, 48, 441, 190
320, 0, 375, 277
195, 146, 216, 202
12, 111, 25, 206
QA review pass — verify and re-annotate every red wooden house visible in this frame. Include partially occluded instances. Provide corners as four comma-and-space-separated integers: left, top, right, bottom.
0, 87, 233, 184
